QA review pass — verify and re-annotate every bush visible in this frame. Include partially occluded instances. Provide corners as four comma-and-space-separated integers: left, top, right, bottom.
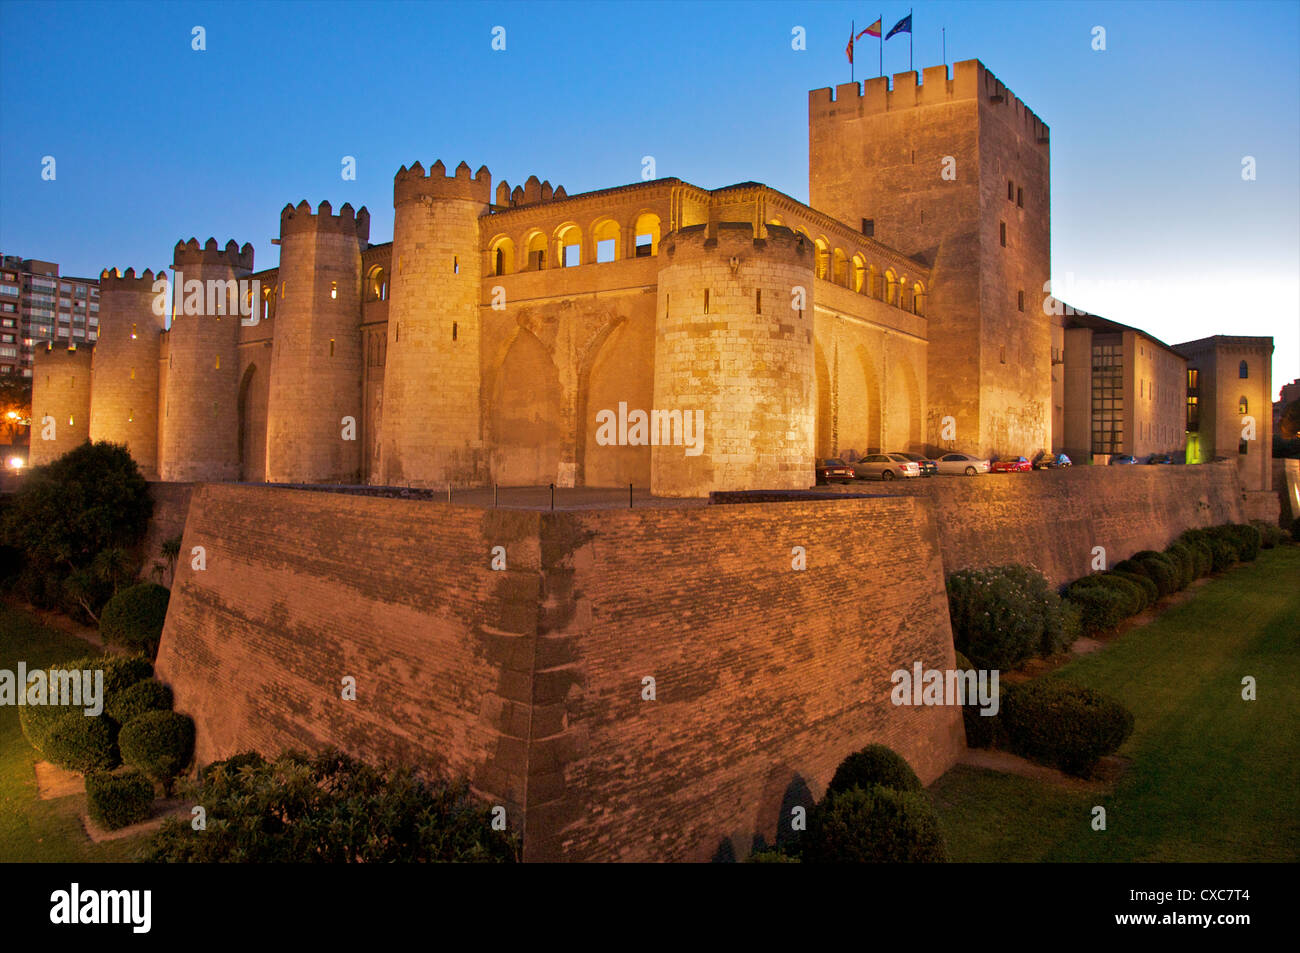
1069, 571, 1148, 616
746, 848, 801, 863
946, 565, 1070, 670
1121, 552, 1181, 597
827, 744, 922, 795
1110, 570, 1159, 610
1163, 542, 1198, 589
1046, 597, 1083, 655
149, 749, 518, 862
100, 583, 170, 659
1063, 582, 1128, 636
804, 785, 948, 863
1222, 523, 1262, 562
1, 442, 151, 621
106, 679, 173, 728
1186, 539, 1213, 577
1000, 680, 1134, 777
86, 769, 154, 830
1251, 521, 1285, 549
1180, 527, 1241, 572
43, 711, 119, 773
118, 710, 194, 792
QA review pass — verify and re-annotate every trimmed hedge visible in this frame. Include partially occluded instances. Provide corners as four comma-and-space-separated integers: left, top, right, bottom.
1251, 521, 1285, 549
946, 565, 1072, 670
1120, 551, 1182, 598
43, 711, 118, 773
1062, 582, 1128, 636
827, 744, 922, 795
105, 679, 173, 728
1110, 570, 1159, 610
804, 785, 948, 863
100, 583, 170, 659
86, 769, 154, 830
1163, 542, 1198, 589
118, 710, 194, 792
1000, 680, 1134, 777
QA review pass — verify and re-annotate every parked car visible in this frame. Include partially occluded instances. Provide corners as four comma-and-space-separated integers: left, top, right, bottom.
853, 453, 920, 481
1109, 454, 1138, 465
933, 453, 990, 476
1145, 453, 1172, 465
990, 456, 1033, 473
816, 458, 855, 484
896, 452, 938, 477
1032, 451, 1072, 469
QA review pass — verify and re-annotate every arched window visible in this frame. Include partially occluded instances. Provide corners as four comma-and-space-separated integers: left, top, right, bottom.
867, 265, 880, 299
555, 224, 582, 268
832, 248, 848, 286
851, 255, 866, 293
912, 282, 926, 316
367, 265, 388, 302
885, 269, 898, 306
592, 218, 619, 263
634, 212, 661, 257
1239, 360, 1249, 379
524, 230, 547, 270
1239, 395, 1249, 415
489, 236, 515, 276
814, 239, 830, 280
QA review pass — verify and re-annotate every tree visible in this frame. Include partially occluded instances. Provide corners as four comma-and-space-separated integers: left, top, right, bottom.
1280, 400, 1300, 440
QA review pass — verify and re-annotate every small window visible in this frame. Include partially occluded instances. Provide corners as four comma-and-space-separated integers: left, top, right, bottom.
704, 289, 710, 314
596, 239, 616, 263
453, 256, 459, 275
215, 355, 220, 369
861, 218, 874, 237
756, 289, 762, 314
1238, 396, 1248, 415
1239, 360, 1248, 379
330, 281, 337, 300
495, 248, 505, 275
329, 338, 335, 357
1000, 222, 1007, 247
563, 245, 580, 268
131, 322, 137, 339
1008, 181, 1015, 200
452, 322, 458, 342
1239, 439, 1248, 455
1016, 186, 1024, 208
130, 367, 135, 380
635, 234, 654, 258
1017, 290, 1024, 312
1000, 346, 1007, 364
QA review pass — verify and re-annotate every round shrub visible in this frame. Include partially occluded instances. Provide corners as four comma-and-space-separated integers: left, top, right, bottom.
1187, 539, 1213, 577
962, 679, 1004, 750
106, 678, 173, 727
1110, 570, 1158, 610
1224, 523, 1262, 562
1064, 583, 1127, 636
43, 711, 119, 773
946, 565, 1068, 670
1000, 680, 1134, 777
1131, 552, 1181, 597
118, 710, 194, 792
86, 768, 154, 830
827, 744, 922, 795
1251, 520, 1284, 549
1163, 542, 1197, 589
62, 654, 154, 698
100, 583, 170, 659
805, 785, 948, 863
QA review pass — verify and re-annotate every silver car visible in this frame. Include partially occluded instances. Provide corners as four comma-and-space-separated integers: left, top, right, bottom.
934, 452, 991, 476
853, 453, 921, 481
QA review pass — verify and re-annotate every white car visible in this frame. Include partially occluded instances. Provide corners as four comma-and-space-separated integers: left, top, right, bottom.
853, 453, 920, 481
934, 452, 991, 476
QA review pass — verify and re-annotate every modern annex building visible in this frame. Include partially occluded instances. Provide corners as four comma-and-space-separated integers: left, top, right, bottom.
29, 60, 1272, 495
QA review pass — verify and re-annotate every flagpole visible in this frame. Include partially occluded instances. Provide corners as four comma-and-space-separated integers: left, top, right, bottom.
879, 12, 883, 77
909, 8, 913, 71
943, 27, 946, 67
851, 20, 855, 83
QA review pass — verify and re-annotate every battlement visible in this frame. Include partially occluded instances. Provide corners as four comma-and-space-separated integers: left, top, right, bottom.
393, 160, 492, 206
99, 267, 168, 291
495, 175, 569, 208
279, 200, 371, 241
662, 222, 812, 267
37, 340, 95, 361
173, 237, 255, 272
810, 59, 1049, 144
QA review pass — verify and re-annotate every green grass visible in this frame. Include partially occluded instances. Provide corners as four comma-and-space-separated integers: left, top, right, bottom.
932, 545, 1300, 862
0, 605, 152, 861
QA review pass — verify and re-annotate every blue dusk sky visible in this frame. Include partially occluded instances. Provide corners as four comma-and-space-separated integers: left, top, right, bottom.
1, 0, 1297, 394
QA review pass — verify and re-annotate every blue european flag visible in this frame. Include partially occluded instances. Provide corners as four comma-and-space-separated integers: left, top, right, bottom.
886, 14, 912, 40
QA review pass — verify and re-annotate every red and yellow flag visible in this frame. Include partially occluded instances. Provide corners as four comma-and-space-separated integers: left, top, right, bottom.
863, 18, 883, 38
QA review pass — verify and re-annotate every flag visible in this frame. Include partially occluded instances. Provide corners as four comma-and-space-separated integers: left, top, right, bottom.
886, 13, 912, 39
862, 18, 882, 38
846, 28, 855, 63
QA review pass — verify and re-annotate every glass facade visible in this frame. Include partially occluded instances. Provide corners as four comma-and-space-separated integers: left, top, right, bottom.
1091, 338, 1124, 454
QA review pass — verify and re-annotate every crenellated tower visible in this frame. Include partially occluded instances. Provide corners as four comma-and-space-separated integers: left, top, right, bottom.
158, 238, 254, 482
265, 200, 369, 483
652, 223, 816, 496
88, 267, 168, 478
377, 160, 490, 486
809, 60, 1051, 458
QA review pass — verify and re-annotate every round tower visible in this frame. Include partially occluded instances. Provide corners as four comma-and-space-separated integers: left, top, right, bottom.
158, 238, 254, 482
377, 160, 490, 487
88, 267, 168, 479
651, 223, 816, 496
29, 343, 95, 467
265, 200, 369, 484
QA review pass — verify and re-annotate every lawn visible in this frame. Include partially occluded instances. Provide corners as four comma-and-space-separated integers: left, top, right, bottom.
0, 605, 152, 862
931, 544, 1300, 862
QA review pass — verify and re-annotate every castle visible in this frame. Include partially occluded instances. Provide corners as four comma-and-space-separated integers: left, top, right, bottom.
28, 60, 1273, 495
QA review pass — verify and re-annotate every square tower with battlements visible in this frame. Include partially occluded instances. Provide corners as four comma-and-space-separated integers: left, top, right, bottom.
809, 59, 1051, 458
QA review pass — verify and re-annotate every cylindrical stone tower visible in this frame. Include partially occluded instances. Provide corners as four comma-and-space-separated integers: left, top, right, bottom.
88, 266, 167, 479
652, 223, 816, 496
377, 160, 490, 487
265, 200, 369, 483
158, 237, 254, 482
29, 343, 95, 467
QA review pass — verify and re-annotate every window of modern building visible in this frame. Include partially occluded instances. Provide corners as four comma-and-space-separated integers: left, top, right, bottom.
1091, 341, 1124, 454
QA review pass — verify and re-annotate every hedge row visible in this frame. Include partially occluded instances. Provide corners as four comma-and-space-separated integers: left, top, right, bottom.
946, 565, 1080, 670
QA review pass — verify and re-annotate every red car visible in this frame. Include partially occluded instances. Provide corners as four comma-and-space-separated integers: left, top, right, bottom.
816, 458, 855, 485
990, 456, 1032, 473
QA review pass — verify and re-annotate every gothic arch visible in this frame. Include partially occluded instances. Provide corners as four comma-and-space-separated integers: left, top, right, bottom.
491, 328, 563, 485
579, 315, 652, 487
